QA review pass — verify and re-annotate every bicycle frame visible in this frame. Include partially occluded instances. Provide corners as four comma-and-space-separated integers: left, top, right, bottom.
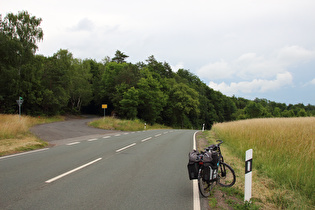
194, 139, 236, 197
214, 141, 227, 179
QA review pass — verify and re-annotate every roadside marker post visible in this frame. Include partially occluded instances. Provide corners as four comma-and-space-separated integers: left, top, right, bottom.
245, 149, 253, 202
16, 96, 24, 119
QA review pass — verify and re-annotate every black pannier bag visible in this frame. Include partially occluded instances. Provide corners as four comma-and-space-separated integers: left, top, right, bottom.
187, 150, 199, 180
202, 164, 218, 181
202, 164, 211, 180
202, 151, 217, 181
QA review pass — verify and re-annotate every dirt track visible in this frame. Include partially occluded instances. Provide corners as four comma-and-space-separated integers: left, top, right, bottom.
30, 117, 118, 146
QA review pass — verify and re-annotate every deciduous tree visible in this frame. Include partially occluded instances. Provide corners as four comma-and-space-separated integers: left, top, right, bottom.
0, 11, 43, 113
137, 69, 168, 124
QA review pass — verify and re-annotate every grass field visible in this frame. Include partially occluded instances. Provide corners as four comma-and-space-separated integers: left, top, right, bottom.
89, 117, 171, 131
0, 114, 63, 156
211, 117, 315, 208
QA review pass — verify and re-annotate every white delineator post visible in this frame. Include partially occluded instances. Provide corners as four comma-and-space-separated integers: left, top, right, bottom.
193, 131, 200, 210
244, 149, 253, 202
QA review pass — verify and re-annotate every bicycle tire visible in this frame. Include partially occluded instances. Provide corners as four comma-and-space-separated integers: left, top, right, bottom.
198, 167, 215, 197
218, 162, 236, 187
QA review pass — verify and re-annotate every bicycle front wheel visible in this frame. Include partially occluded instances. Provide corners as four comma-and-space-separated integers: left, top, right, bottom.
218, 162, 236, 187
198, 167, 215, 197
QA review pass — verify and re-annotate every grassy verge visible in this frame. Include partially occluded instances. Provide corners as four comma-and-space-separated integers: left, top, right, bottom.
0, 114, 64, 156
206, 117, 314, 209
89, 117, 171, 131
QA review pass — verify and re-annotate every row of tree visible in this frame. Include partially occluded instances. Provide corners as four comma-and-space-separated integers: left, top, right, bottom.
1, 11, 314, 129
232, 97, 315, 119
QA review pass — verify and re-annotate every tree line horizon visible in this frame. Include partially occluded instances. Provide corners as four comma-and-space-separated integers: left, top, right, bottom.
1, 11, 314, 129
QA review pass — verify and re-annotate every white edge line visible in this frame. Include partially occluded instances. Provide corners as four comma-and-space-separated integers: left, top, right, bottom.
67, 142, 80, 145
45, 158, 102, 183
141, 137, 152, 142
115, 143, 136, 153
193, 131, 201, 210
0, 148, 49, 160
193, 132, 197, 150
193, 180, 200, 210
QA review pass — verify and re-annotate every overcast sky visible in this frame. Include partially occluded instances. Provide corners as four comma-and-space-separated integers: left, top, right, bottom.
1, 0, 315, 105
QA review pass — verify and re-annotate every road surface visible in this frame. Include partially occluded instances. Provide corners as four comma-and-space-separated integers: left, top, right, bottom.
1, 119, 204, 209
29, 117, 117, 146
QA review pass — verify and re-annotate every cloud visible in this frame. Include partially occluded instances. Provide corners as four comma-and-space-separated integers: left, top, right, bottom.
234, 53, 284, 79
203, 46, 314, 103
306, 78, 315, 86
171, 62, 185, 72
196, 52, 282, 81
197, 46, 315, 81
276, 45, 315, 65
196, 60, 233, 80
70, 18, 95, 32
209, 72, 293, 96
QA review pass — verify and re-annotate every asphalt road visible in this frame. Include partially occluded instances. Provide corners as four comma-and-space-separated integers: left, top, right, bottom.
0, 120, 202, 210
29, 117, 118, 146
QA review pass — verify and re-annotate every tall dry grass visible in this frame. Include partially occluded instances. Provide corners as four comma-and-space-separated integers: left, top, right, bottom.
212, 117, 315, 206
0, 114, 63, 155
0, 115, 37, 139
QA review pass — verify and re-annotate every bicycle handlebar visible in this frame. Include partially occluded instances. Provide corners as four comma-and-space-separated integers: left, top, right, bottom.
204, 140, 223, 152
216, 140, 223, 146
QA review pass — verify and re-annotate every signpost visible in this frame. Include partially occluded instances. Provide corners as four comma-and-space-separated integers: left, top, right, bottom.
245, 149, 253, 202
16, 96, 23, 119
102, 104, 107, 118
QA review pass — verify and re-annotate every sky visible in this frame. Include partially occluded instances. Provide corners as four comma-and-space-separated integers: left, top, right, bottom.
1, 0, 315, 105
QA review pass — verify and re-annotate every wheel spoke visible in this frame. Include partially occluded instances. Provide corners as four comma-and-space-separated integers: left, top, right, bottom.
218, 162, 236, 187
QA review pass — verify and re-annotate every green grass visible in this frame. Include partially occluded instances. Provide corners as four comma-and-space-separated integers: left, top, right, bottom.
89, 117, 171, 131
220, 185, 244, 199
15, 140, 49, 152
227, 200, 260, 210
208, 197, 217, 208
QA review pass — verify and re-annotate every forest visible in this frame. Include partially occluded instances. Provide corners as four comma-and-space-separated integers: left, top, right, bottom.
1, 11, 314, 129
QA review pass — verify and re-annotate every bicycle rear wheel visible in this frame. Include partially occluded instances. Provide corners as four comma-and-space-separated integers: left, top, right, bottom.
218, 162, 236, 187
198, 167, 215, 197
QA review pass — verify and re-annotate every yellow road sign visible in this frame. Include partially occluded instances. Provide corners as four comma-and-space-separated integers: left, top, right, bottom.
102, 104, 107, 109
